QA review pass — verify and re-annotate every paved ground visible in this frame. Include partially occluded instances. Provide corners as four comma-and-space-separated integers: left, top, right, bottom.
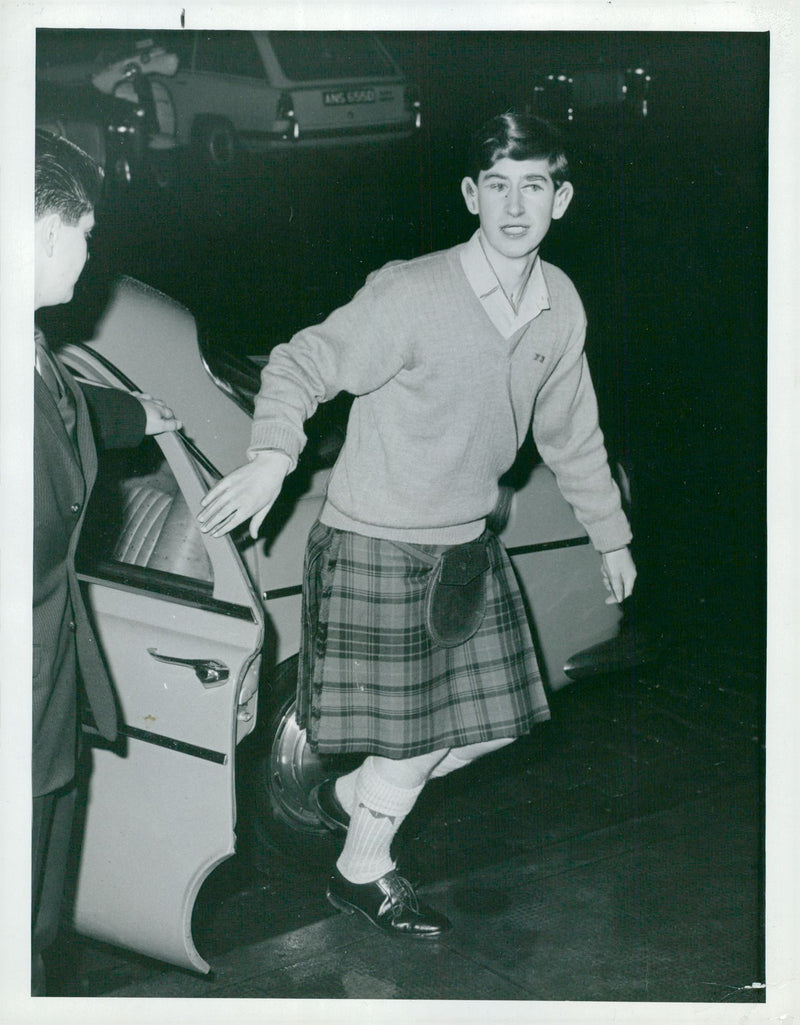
47, 608, 766, 1005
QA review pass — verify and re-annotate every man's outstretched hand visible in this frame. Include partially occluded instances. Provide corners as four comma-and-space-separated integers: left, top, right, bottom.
198, 450, 293, 538
601, 546, 637, 604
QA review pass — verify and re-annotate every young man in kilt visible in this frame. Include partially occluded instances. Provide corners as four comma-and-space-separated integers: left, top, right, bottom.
199, 112, 636, 938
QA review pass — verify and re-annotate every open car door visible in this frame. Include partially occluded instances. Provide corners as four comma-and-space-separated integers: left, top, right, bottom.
72, 425, 264, 973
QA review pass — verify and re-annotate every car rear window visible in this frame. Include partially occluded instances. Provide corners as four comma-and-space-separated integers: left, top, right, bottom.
269, 31, 395, 81
195, 31, 266, 79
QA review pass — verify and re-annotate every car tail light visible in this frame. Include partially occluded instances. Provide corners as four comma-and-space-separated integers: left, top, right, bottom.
404, 84, 422, 129
276, 91, 300, 140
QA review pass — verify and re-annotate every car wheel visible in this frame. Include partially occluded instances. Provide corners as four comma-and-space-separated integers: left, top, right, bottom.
192, 116, 238, 175
236, 655, 356, 870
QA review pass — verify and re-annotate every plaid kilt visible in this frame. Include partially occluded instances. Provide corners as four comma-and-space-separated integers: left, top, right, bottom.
296, 520, 550, 757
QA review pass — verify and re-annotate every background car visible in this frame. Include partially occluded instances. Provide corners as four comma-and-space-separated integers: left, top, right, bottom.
528, 64, 653, 125
36, 32, 180, 188
37, 28, 422, 176
60, 274, 622, 974
147, 30, 422, 173
35, 77, 144, 189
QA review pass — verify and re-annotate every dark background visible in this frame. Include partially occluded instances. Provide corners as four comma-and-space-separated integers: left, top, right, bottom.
31, 29, 770, 998
39, 29, 769, 655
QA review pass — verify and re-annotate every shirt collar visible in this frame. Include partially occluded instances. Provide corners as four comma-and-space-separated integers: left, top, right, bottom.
459, 230, 551, 338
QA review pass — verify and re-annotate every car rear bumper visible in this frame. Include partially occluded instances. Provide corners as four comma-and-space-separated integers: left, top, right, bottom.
239, 120, 420, 153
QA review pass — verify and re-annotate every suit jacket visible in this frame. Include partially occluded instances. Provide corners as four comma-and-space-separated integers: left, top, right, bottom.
33, 345, 145, 797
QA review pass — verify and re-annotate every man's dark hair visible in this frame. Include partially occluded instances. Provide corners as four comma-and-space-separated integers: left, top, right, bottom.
35, 128, 104, 224
467, 111, 570, 187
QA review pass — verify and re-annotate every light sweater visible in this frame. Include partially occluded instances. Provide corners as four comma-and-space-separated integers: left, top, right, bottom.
249, 241, 631, 551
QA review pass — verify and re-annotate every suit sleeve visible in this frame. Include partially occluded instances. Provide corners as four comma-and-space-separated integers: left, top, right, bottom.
81, 384, 146, 450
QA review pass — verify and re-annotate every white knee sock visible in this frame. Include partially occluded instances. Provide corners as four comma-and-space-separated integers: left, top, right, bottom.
334, 746, 448, 815
428, 736, 516, 779
333, 768, 359, 816
336, 756, 428, 884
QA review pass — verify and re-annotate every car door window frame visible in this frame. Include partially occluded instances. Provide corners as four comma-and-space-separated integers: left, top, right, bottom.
77, 426, 260, 622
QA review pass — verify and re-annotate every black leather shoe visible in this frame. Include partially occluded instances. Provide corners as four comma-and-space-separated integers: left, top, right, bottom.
311, 778, 350, 834
327, 868, 451, 939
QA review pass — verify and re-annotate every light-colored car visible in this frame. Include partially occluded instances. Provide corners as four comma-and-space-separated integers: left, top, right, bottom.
61, 276, 621, 973
37, 29, 422, 174
146, 29, 421, 171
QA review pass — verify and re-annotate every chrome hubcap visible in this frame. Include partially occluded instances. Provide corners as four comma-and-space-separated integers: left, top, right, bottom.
267, 699, 329, 834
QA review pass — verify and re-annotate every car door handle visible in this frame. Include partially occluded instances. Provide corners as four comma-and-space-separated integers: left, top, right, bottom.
147, 648, 230, 688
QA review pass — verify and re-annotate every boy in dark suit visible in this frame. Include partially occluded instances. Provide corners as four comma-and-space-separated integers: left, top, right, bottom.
32, 129, 180, 994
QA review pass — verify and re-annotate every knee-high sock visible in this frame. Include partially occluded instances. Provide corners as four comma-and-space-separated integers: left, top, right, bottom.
333, 767, 359, 816
334, 746, 448, 816
336, 752, 443, 884
428, 736, 516, 779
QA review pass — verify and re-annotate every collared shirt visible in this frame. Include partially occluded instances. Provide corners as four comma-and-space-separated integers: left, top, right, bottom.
459, 230, 551, 339
35, 327, 78, 443
35, 328, 63, 397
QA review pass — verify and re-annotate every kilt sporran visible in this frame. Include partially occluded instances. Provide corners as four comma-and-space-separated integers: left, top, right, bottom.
390, 534, 491, 648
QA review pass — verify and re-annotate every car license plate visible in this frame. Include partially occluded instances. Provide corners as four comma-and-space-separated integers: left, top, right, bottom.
323, 88, 376, 106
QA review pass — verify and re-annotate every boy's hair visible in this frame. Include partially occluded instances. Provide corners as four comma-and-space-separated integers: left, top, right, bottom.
467, 111, 570, 187
35, 128, 104, 224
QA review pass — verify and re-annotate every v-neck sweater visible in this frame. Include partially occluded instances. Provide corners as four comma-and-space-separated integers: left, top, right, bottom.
249, 243, 630, 551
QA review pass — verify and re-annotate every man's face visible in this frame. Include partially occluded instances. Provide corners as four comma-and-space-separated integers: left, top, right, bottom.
35, 210, 94, 309
461, 157, 573, 265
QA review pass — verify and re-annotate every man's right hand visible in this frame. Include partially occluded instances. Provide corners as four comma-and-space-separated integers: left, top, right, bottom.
197, 450, 293, 538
